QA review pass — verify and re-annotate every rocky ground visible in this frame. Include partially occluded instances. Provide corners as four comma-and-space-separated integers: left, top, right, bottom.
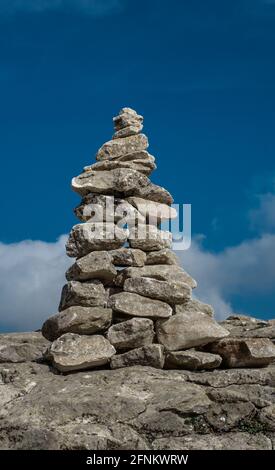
0, 316, 275, 450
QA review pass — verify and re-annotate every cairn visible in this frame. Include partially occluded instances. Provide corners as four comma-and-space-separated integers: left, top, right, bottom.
42, 108, 275, 372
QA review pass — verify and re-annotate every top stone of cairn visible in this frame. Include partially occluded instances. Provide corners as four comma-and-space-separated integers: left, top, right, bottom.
113, 107, 144, 139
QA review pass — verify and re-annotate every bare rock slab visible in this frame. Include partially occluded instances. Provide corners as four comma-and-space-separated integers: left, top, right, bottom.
0, 332, 50, 363
42, 306, 112, 341
107, 318, 154, 350
45, 333, 116, 372
165, 349, 222, 370
205, 337, 275, 368
110, 344, 164, 369
58, 280, 107, 311
66, 223, 128, 258
156, 311, 229, 351
109, 292, 172, 319
175, 298, 214, 317
66, 251, 116, 282
124, 277, 191, 304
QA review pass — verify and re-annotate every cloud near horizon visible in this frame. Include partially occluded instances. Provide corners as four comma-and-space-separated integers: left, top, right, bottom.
0, 0, 121, 16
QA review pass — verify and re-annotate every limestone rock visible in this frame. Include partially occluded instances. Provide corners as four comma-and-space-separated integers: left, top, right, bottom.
0, 332, 49, 363
127, 197, 177, 223
113, 123, 143, 139
107, 317, 154, 350
205, 337, 275, 368
175, 298, 214, 317
124, 277, 192, 304
109, 291, 172, 319
96, 134, 148, 161
137, 182, 173, 205
45, 333, 116, 372
109, 247, 146, 267
165, 349, 222, 370
42, 306, 112, 341
66, 223, 128, 258
146, 249, 179, 266
115, 264, 196, 288
113, 107, 143, 132
156, 311, 229, 351
58, 280, 107, 311
110, 344, 164, 369
65, 251, 116, 282
128, 226, 172, 251
88, 157, 156, 176
220, 315, 275, 343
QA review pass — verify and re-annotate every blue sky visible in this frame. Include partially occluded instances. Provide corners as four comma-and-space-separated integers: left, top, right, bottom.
0, 0, 275, 331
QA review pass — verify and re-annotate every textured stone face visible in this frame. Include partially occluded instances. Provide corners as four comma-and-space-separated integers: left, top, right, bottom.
0, 332, 49, 363
107, 317, 154, 350
44, 333, 116, 372
96, 134, 148, 161
175, 299, 214, 317
109, 291, 172, 319
205, 337, 275, 368
113, 107, 143, 133
165, 350, 222, 370
88, 156, 156, 176
156, 311, 229, 351
42, 306, 112, 341
127, 197, 177, 223
115, 264, 196, 288
58, 281, 107, 311
109, 248, 146, 267
123, 277, 192, 304
128, 226, 172, 251
66, 223, 128, 258
146, 249, 179, 266
65, 251, 117, 282
110, 344, 164, 369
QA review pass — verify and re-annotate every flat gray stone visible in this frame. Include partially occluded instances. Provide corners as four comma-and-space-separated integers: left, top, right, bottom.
42, 306, 112, 341
66, 223, 128, 258
146, 249, 179, 266
58, 280, 107, 311
124, 277, 192, 304
0, 332, 49, 363
109, 291, 172, 319
110, 344, 164, 369
127, 197, 177, 223
66, 251, 116, 282
165, 350, 222, 370
88, 157, 156, 176
113, 123, 143, 139
115, 264, 196, 288
96, 134, 148, 161
206, 337, 275, 368
156, 311, 229, 351
175, 299, 214, 317
109, 248, 146, 267
45, 333, 116, 372
107, 317, 154, 350
128, 226, 172, 252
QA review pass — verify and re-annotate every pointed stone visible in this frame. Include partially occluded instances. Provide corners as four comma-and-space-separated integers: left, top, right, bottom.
66, 223, 128, 258
44, 333, 116, 372
58, 280, 107, 311
110, 344, 164, 369
42, 306, 112, 341
96, 134, 148, 161
146, 249, 179, 266
124, 277, 192, 304
109, 291, 172, 319
156, 311, 229, 351
107, 317, 154, 350
66, 251, 117, 282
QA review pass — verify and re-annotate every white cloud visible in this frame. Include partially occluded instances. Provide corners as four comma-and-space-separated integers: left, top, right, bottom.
177, 233, 275, 320
0, 236, 70, 331
249, 192, 275, 232
0, 0, 121, 16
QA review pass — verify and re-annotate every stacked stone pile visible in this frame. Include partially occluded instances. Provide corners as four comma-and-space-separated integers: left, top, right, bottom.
42, 108, 275, 372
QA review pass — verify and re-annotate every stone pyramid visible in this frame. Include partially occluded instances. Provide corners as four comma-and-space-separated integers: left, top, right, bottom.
42, 108, 275, 372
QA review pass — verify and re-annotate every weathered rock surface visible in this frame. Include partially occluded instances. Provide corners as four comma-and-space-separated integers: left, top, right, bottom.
58, 280, 107, 311
44, 333, 116, 372
127, 197, 177, 223
165, 350, 222, 370
66, 223, 128, 257
220, 315, 275, 343
128, 226, 172, 251
205, 337, 275, 368
156, 311, 229, 351
109, 247, 146, 267
115, 264, 196, 288
146, 248, 179, 265
66, 251, 116, 282
42, 306, 112, 341
109, 292, 172, 319
111, 344, 164, 369
0, 332, 49, 363
123, 277, 192, 304
89, 156, 156, 176
175, 298, 214, 317
113, 107, 143, 133
1, 339, 274, 450
107, 317, 154, 350
96, 134, 148, 161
